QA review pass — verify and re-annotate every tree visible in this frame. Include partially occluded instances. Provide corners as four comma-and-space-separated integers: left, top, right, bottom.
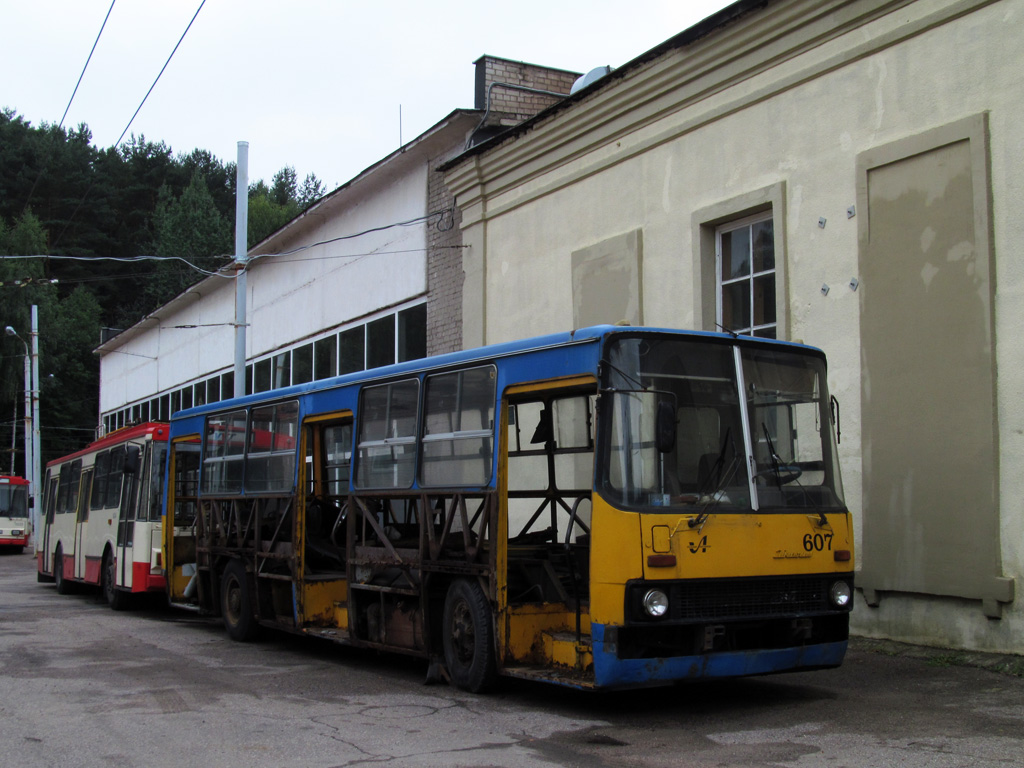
0, 209, 60, 475
145, 172, 232, 310
271, 166, 298, 207
298, 173, 325, 210
38, 286, 102, 463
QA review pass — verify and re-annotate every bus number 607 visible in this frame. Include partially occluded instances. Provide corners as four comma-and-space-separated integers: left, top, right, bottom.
803, 533, 833, 552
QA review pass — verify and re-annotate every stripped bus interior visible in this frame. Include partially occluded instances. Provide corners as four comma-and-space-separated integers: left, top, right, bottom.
164, 326, 854, 691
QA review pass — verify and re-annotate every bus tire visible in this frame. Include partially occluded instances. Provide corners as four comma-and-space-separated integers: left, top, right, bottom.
102, 551, 130, 611
442, 579, 497, 693
221, 560, 259, 642
54, 546, 73, 595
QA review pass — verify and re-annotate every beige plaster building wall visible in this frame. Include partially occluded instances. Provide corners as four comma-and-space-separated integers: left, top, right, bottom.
445, 0, 1024, 653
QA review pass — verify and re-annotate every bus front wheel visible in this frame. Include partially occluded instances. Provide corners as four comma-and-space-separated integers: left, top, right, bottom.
54, 546, 72, 595
442, 579, 496, 693
221, 560, 259, 642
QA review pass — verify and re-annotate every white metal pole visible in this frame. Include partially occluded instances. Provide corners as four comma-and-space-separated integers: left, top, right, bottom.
21, 345, 30, 485
30, 305, 41, 543
234, 141, 249, 399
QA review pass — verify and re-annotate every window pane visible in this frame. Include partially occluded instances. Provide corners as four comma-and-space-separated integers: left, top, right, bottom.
202, 409, 247, 494
324, 423, 353, 496
293, 343, 313, 384
340, 327, 365, 375
398, 305, 427, 363
273, 352, 290, 389
206, 378, 220, 405
106, 447, 125, 509
314, 336, 337, 380
753, 273, 776, 328
751, 219, 775, 272
181, 386, 194, 411
91, 452, 109, 509
356, 379, 419, 488
246, 401, 299, 492
254, 358, 272, 393
220, 372, 234, 401
721, 227, 751, 280
721, 281, 751, 332
421, 366, 496, 486
245, 364, 253, 396
367, 316, 395, 370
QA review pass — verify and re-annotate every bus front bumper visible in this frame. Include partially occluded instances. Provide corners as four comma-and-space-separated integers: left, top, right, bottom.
590, 623, 848, 688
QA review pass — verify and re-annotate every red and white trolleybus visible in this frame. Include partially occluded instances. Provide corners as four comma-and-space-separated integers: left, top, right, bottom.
36, 423, 169, 608
0, 474, 31, 552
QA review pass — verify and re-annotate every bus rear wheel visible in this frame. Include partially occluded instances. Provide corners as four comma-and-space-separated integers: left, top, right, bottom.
102, 551, 130, 610
54, 546, 73, 595
442, 579, 497, 693
221, 560, 259, 642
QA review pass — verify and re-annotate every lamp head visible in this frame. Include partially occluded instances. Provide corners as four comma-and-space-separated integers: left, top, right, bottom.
4, 326, 16, 337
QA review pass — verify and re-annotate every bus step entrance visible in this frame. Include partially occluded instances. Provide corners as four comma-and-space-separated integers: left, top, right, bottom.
544, 631, 593, 674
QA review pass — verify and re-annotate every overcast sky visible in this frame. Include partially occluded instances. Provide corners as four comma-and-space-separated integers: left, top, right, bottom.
2, 0, 732, 191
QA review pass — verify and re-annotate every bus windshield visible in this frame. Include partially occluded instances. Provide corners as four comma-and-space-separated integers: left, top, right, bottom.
599, 336, 844, 512
0, 483, 29, 519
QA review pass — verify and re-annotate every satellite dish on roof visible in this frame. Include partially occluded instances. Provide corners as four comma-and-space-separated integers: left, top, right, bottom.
570, 65, 613, 95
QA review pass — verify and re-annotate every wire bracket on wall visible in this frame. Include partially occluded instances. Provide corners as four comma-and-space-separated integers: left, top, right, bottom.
847, 205, 856, 219
821, 283, 830, 296
849, 277, 860, 292
818, 217, 827, 228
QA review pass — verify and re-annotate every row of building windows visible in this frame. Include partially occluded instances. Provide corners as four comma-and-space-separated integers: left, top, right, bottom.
101, 213, 775, 439
102, 304, 427, 436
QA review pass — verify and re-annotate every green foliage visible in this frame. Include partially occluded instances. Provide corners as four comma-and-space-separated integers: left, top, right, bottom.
143, 172, 232, 310
0, 107, 325, 468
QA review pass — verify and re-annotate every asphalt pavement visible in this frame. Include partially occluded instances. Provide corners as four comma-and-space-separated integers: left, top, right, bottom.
2, 548, 1023, 767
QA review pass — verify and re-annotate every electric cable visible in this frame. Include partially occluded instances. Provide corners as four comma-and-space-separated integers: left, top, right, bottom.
20, 0, 117, 218
53, 0, 208, 249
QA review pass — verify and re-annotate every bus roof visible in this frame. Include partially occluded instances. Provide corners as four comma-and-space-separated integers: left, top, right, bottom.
170, 324, 825, 423
45, 422, 169, 470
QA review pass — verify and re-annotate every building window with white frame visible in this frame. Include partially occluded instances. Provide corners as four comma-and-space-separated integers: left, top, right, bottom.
716, 213, 776, 338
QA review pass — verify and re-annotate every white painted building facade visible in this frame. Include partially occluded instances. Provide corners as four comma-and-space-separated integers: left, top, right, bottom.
98, 110, 481, 431
444, 0, 1024, 654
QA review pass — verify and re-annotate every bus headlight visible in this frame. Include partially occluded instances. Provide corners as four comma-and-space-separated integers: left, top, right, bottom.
830, 580, 852, 608
642, 588, 669, 618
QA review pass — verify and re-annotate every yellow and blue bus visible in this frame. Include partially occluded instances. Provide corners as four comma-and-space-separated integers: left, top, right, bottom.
163, 326, 853, 691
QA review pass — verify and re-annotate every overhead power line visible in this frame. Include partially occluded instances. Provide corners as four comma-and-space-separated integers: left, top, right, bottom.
21, 0, 117, 218
59, 0, 117, 130
53, 0, 208, 249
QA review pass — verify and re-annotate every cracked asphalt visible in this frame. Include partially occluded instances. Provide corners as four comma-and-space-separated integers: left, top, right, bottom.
2, 549, 1023, 767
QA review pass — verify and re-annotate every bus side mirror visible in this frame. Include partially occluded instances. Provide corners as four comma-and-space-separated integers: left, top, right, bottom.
124, 445, 141, 475
656, 400, 676, 454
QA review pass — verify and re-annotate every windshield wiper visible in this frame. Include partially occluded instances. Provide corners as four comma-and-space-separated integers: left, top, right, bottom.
759, 422, 827, 527
689, 429, 737, 529
599, 358, 646, 391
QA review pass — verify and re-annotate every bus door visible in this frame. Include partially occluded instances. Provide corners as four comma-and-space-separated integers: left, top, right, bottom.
298, 414, 352, 631
166, 439, 200, 605
115, 445, 142, 588
40, 472, 57, 570
74, 468, 94, 580
500, 379, 596, 669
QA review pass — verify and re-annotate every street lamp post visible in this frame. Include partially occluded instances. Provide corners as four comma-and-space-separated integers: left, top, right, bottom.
5, 305, 40, 547
4, 324, 31, 488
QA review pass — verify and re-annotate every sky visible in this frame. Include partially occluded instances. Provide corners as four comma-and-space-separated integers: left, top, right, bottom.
2, 0, 732, 191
